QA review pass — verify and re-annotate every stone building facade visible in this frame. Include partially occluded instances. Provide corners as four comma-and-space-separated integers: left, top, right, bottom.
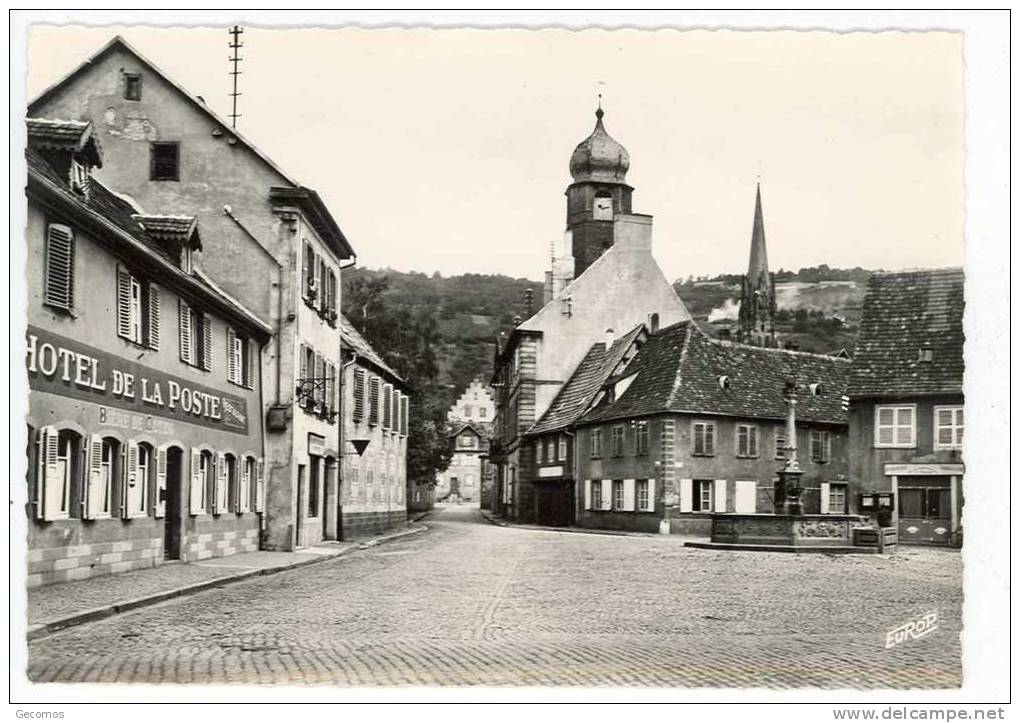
30, 37, 355, 551
25, 119, 270, 587
446, 379, 495, 424
436, 423, 489, 503
847, 269, 965, 546
491, 106, 690, 524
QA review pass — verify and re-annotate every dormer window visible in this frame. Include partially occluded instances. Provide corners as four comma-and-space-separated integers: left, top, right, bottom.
124, 73, 142, 101
69, 158, 90, 194
180, 244, 193, 274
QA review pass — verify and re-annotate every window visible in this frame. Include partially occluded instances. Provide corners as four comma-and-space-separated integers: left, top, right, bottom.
590, 428, 603, 458
591, 480, 602, 510
124, 73, 142, 100
368, 377, 380, 425
322, 269, 338, 322
352, 368, 367, 422
635, 421, 649, 455
934, 406, 964, 449
133, 442, 152, 517
636, 480, 649, 511
693, 422, 716, 456
827, 483, 847, 514
48, 429, 79, 519
558, 435, 567, 461
224, 454, 238, 514
899, 487, 950, 520
308, 457, 321, 517
612, 480, 625, 510
546, 438, 556, 461
774, 426, 787, 460
479, 408, 487, 419
611, 425, 625, 457
875, 405, 915, 448
227, 328, 255, 388
535, 440, 543, 464
736, 424, 759, 458
150, 142, 180, 181
810, 430, 831, 463
84, 437, 117, 519
117, 268, 160, 349
43, 223, 75, 311
460, 435, 474, 448
242, 456, 257, 512
302, 241, 316, 301
464, 406, 473, 417
179, 301, 211, 369
190, 449, 214, 514
693, 479, 714, 512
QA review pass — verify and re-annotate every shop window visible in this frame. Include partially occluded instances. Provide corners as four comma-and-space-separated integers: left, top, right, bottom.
150, 142, 180, 181
43, 223, 75, 312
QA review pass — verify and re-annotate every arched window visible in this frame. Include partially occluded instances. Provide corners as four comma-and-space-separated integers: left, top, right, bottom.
135, 442, 153, 516
87, 436, 119, 518
593, 192, 613, 221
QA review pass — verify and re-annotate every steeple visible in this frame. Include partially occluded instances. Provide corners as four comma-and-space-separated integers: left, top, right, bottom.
738, 183, 777, 347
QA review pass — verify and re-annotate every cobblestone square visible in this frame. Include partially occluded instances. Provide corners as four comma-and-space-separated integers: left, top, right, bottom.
26, 505, 962, 688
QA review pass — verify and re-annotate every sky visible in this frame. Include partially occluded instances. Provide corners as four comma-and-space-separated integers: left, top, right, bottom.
26, 25, 964, 282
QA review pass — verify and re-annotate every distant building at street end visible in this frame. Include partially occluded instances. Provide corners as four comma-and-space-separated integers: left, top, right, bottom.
847, 268, 965, 546
336, 313, 409, 537
491, 104, 691, 525
25, 119, 271, 587
30, 36, 355, 552
436, 422, 490, 503
737, 183, 778, 348
447, 379, 495, 424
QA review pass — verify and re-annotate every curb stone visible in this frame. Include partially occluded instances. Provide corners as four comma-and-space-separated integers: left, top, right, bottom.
27, 522, 428, 642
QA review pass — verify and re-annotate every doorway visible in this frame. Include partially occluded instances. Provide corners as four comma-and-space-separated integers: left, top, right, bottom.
164, 446, 183, 560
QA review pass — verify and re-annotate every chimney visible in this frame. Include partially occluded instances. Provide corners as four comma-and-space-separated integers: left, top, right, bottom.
605, 328, 615, 348
524, 288, 534, 318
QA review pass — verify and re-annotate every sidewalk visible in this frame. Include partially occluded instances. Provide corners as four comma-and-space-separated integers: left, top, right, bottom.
26, 518, 428, 640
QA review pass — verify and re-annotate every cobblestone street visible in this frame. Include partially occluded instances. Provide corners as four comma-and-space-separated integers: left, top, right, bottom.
27, 505, 962, 688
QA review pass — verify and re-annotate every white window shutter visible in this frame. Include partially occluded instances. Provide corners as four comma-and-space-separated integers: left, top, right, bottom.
255, 458, 265, 512
240, 459, 251, 513
84, 434, 104, 519
43, 223, 74, 310
201, 315, 213, 371
584, 479, 592, 510
601, 479, 612, 510
147, 284, 160, 350
154, 445, 167, 518
313, 257, 323, 308
179, 300, 193, 364
645, 479, 656, 512
820, 482, 830, 514
679, 478, 693, 513
38, 426, 61, 520
123, 440, 139, 518
623, 478, 636, 512
226, 327, 237, 383
713, 479, 728, 513
189, 449, 204, 514
246, 339, 257, 390
116, 267, 133, 340
215, 453, 227, 513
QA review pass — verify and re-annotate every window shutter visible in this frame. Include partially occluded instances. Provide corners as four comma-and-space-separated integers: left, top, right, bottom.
38, 426, 61, 520
353, 368, 366, 422
299, 344, 308, 383
623, 478, 636, 512
314, 257, 323, 308
645, 479, 656, 512
116, 267, 133, 340
154, 445, 167, 518
43, 223, 75, 310
83, 434, 104, 519
369, 377, 380, 425
302, 244, 311, 297
749, 427, 757, 457
713, 479, 728, 513
820, 482, 831, 514
147, 284, 160, 350
706, 425, 715, 455
401, 394, 409, 436
189, 449, 204, 515
123, 440, 139, 519
215, 453, 227, 513
201, 315, 213, 371
679, 478, 693, 513
246, 339, 257, 390
239, 459, 251, 513
226, 327, 238, 383
584, 479, 592, 510
601, 479, 612, 511
383, 384, 392, 430
255, 458, 265, 513
178, 300, 193, 364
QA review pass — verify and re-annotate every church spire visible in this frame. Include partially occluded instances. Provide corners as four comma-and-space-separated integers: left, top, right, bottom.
738, 182, 777, 347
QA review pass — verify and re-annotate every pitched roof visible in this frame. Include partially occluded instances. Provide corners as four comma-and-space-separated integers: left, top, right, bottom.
26, 117, 102, 167
29, 36, 354, 260
336, 312, 403, 384
582, 321, 850, 426
848, 268, 964, 398
528, 324, 645, 435
132, 214, 201, 250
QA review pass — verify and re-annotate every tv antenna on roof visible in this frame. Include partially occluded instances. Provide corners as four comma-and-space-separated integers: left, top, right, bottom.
228, 25, 244, 128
